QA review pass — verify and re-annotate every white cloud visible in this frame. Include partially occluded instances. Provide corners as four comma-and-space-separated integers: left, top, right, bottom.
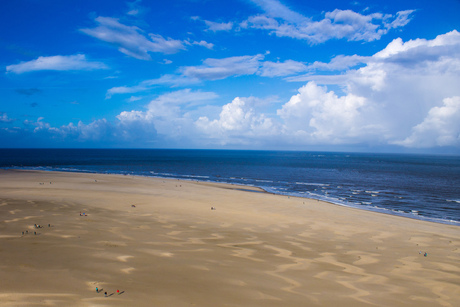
386, 10, 414, 29
196, 96, 278, 144
188, 40, 214, 49
204, 20, 233, 32
127, 96, 142, 102
306, 54, 367, 72
276, 82, 377, 144
6, 54, 107, 74
181, 54, 265, 80
126, 0, 149, 17
259, 60, 307, 77
106, 74, 201, 98
80, 16, 186, 60
0, 112, 15, 123
116, 89, 218, 139
249, 0, 308, 24
394, 96, 460, 148
194, 30, 460, 149
245, 0, 414, 43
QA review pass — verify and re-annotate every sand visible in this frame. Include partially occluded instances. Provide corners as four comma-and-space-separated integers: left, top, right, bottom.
0, 169, 459, 307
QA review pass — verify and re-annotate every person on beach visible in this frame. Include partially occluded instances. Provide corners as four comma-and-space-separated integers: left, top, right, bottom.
117, 289, 119, 294
96, 287, 98, 293
104, 292, 107, 297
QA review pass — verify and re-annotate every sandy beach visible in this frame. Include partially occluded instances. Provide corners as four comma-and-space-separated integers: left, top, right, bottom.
0, 169, 459, 306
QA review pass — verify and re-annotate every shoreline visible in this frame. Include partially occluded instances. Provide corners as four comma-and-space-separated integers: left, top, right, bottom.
5, 167, 459, 226
0, 169, 459, 306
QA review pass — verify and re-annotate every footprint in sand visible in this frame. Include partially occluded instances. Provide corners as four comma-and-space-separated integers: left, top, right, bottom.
117, 255, 133, 262
121, 267, 135, 274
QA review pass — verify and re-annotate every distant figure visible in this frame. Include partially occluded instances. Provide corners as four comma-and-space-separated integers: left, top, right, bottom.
117, 289, 119, 294
34, 231, 36, 235
104, 292, 107, 297
96, 287, 98, 293
211, 207, 216, 210
48, 224, 50, 227
22, 231, 24, 235
424, 253, 428, 257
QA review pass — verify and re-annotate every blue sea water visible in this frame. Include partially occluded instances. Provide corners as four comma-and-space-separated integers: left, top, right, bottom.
0, 149, 459, 225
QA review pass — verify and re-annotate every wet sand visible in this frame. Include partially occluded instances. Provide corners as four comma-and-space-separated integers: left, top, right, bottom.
0, 169, 459, 306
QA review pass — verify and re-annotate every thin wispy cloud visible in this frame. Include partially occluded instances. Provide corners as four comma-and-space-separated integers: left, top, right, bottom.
80, 17, 186, 60
204, 20, 234, 32
6, 54, 107, 74
181, 54, 265, 80
245, 0, 414, 43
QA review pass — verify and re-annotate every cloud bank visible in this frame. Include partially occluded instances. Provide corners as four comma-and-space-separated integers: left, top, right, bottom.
6, 30, 458, 150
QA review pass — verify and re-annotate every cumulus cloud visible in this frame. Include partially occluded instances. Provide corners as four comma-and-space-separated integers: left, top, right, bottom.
80, 17, 186, 60
194, 30, 460, 149
394, 96, 460, 148
116, 89, 218, 139
277, 82, 380, 143
196, 96, 278, 145
245, 0, 414, 43
6, 54, 107, 74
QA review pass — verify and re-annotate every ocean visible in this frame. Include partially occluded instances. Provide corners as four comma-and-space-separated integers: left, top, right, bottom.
0, 149, 459, 225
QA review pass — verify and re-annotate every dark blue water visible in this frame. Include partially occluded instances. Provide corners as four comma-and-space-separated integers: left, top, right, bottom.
1, 149, 459, 225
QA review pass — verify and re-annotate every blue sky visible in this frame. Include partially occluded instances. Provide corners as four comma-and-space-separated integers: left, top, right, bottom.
1, 0, 460, 153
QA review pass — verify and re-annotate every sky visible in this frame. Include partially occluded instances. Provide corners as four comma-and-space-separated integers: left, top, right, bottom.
1, 0, 460, 153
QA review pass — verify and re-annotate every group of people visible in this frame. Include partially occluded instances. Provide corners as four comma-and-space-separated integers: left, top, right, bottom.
96, 287, 122, 297
21, 223, 51, 236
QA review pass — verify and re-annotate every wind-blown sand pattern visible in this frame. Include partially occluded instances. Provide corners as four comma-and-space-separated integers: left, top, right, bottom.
0, 169, 459, 306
